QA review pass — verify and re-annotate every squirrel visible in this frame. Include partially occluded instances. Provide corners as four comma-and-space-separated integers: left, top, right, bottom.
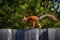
22, 14, 58, 29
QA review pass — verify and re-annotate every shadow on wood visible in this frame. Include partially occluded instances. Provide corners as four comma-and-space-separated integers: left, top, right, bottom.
39, 29, 48, 40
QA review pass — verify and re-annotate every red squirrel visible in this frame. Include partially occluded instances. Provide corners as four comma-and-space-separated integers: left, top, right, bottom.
22, 14, 58, 29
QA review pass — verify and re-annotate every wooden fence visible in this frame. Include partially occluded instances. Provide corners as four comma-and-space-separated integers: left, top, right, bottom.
0, 28, 60, 40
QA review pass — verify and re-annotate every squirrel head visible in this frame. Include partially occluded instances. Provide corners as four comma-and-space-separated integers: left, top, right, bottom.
22, 16, 27, 21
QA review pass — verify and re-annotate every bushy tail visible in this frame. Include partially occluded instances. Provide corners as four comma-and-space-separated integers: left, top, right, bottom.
40, 14, 58, 21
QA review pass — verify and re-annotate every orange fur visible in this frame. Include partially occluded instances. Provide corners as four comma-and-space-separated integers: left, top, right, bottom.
22, 16, 41, 29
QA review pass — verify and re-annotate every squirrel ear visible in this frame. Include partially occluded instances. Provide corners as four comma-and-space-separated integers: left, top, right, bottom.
23, 15, 27, 18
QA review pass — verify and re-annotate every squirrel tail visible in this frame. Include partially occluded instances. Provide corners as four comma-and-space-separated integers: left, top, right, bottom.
40, 14, 58, 21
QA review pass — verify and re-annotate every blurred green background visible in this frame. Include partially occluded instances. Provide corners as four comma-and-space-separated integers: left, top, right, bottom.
0, 0, 60, 29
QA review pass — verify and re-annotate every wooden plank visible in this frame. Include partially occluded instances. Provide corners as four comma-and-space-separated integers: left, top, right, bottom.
0, 29, 12, 40
7, 29, 12, 40
24, 29, 30, 40
0, 29, 3, 40
35, 29, 39, 40
39, 29, 48, 40
56, 28, 60, 40
12, 29, 17, 40
48, 28, 56, 40
15, 29, 24, 40
24, 29, 39, 40
15, 29, 30, 40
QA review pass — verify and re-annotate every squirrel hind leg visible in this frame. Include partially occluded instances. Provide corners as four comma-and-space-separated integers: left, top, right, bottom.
37, 23, 42, 29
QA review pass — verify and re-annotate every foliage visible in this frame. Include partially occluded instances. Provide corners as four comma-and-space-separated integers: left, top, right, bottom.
0, 0, 60, 29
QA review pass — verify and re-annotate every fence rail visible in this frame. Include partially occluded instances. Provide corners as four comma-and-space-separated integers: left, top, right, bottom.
0, 28, 60, 40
